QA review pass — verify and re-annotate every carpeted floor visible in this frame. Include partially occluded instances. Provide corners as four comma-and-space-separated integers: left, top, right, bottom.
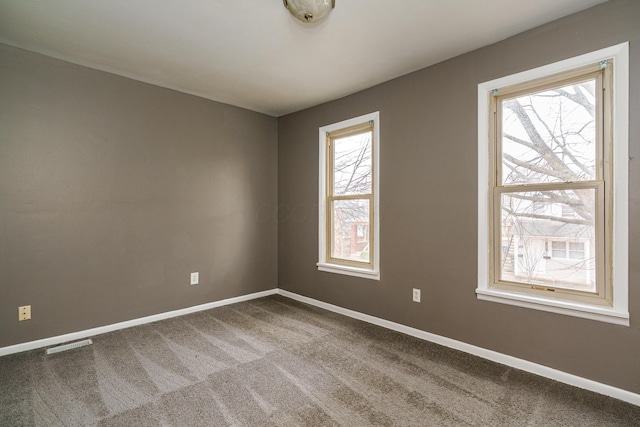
1, 295, 638, 426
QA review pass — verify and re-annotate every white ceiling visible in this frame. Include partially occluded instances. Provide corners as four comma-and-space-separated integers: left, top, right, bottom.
0, 0, 606, 116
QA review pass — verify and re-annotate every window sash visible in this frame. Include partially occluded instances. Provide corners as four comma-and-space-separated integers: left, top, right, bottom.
492, 181, 606, 303
326, 195, 373, 267
494, 65, 605, 187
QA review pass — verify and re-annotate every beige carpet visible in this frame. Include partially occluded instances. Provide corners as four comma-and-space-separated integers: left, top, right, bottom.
1, 295, 638, 426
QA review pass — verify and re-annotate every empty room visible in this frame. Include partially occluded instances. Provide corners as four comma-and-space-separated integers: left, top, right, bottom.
1, 0, 639, 425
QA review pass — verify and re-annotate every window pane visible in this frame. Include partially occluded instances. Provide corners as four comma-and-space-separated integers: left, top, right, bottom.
501, 79, 596, 185
499, 189, 596, 292
331, 199, 370, 262
569, 242, 585, 259
551, 241, 566, 258
333, 131, 372, 196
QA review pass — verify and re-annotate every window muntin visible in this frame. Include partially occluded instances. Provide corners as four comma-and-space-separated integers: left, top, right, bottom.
318, 112, 380, 280
490, 63, 609, 306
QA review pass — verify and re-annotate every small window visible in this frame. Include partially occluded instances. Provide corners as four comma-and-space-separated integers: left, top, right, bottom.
551, 241, 567, 259
550, 240, 586, 260
568, 242, 585, 260
356, 224, 367, 239
318, 112, 380, 280
477, 43, 629, 325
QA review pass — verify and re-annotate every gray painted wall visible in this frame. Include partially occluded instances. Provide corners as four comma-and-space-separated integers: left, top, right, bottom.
0, 43, 278, 347
278, 0, 640, 393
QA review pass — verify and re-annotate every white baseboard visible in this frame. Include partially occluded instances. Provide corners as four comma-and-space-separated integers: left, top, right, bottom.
277, 289, 640, 407
0, 289, 278, 357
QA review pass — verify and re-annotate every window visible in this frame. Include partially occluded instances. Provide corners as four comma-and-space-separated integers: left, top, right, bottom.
550, 241, 587, 260
318, 112, 380, 280
568, 242, 585, 260
477, 44, 628, 325
551, 241, 567, 259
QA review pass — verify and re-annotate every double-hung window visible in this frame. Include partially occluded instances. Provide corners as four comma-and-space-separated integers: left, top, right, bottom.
318, 112, 380, 280
477, 44, 628, 324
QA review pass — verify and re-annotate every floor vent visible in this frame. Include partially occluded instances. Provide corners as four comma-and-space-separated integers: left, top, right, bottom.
45, 339, 93, 355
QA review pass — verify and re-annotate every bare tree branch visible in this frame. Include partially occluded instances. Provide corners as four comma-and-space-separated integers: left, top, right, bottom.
502, 208, 591, 226
503, 153, 568, 181
556, 84, 595, 118
503, 99, 579, 181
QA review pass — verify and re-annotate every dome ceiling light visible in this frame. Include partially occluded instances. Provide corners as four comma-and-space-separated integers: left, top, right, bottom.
283, 0, 335, 23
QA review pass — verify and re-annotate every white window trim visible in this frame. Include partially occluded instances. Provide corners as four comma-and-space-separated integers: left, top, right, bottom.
477, 43, 629, 325
318, 111, 380, 280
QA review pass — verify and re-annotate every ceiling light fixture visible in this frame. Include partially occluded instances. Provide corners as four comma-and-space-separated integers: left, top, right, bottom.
283, 0, 335, 23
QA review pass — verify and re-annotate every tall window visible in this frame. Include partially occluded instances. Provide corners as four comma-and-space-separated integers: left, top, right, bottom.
477, 44, 628, 325
495, 63, 606, 303
318, 112, 380, 280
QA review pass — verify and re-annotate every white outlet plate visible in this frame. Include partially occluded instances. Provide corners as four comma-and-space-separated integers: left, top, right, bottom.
412, 288, 421, 303
19, 305, 31, 321
190, 272, 199, 285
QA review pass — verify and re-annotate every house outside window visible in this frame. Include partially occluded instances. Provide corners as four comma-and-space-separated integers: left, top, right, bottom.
477, 44, 629, 325
318, 112, 380, 280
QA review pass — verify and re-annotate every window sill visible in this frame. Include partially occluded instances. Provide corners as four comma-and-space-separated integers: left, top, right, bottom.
476, 288, 629, 326
317, 263, 380, 281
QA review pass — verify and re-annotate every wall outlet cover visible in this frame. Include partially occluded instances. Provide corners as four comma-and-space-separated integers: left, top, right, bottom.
19, 305, 31, 321
412, 288, 421, 303
190, 272, 199, 285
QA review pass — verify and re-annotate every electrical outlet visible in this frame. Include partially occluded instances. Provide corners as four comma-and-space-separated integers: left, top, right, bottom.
19, 305, 31, 321
412, 288, 421, 303
190, 272, 199, 285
